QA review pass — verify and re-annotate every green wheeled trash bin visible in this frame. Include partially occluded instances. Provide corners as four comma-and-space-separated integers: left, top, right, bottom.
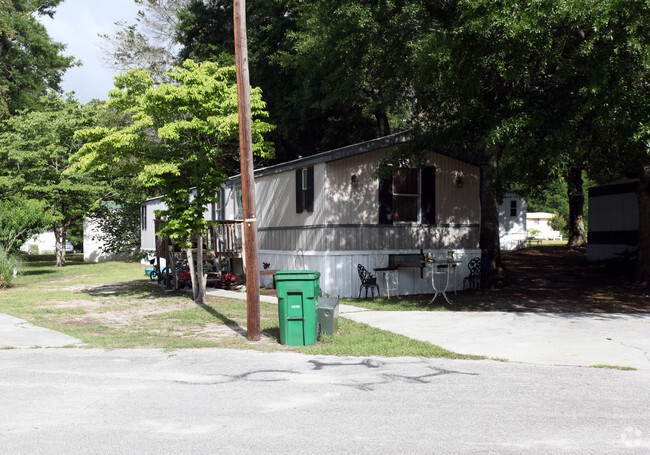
275, 270, 320, 346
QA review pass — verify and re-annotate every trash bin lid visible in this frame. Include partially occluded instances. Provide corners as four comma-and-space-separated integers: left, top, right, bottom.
317, 296, 339, 309
274, 270, 320, 281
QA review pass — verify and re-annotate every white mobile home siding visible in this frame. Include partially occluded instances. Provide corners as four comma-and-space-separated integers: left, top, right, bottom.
251, 145, 481, 297
255, 147, 481, 254
83, 218, 133, 263
140, 198, 168, 251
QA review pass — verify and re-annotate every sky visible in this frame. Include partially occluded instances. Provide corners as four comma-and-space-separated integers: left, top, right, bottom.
40, 0, 142, 104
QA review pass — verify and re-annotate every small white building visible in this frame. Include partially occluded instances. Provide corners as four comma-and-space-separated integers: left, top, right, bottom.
20, 231, 56, 254
83, 218, 134, 263
526, 212, 563, 240
498, 193, 527, 250
587, 179, 639, 261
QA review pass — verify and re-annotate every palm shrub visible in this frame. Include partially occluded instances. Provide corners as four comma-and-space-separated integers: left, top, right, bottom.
0, 245, 20, 288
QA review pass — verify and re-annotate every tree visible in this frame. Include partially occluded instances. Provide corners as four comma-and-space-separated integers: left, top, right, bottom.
391, 0, 649, 278
72, 60, 273, 303
99, 0, 188, 79
0, 197, 55, 252
175, 0, 383, 163
285, 0, 417, 137
0, 0, 76, 119
0, 94, 103, 266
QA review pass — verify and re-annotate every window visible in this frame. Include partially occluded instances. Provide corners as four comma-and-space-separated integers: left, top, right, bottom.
296, 166, 314, 213
211, 189, 223, 220
379, 167, 436, 225
510, 200, 517, 217
393, 169, 419, 222
141, 205, 147, 230
235, 186, 243, 219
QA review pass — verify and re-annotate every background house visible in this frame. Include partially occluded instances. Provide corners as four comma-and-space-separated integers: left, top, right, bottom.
83, 217, 134, 263
526, 212, 563, 240
20, 231, 75, 255
20, 231, 57, 254
587, 179, 639, 261
141, 132, 483, 297
498, 193, 527, 250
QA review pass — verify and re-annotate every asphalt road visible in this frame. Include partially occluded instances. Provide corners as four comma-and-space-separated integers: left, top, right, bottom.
1, 348, 649, 454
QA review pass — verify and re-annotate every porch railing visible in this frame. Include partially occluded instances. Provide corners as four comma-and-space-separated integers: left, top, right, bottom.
208, 220, 244, 258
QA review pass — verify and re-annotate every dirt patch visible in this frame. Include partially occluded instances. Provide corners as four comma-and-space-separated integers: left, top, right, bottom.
455, 246, 650, 313
84, 282, 145, 295
38, 280, 278, 346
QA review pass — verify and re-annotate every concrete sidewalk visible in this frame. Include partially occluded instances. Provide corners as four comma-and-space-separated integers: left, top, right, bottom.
339, 304, 650, 370
0, 314, 82, 349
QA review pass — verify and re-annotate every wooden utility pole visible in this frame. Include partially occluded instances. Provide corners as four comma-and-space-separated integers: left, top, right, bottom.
233, 0, 260, 341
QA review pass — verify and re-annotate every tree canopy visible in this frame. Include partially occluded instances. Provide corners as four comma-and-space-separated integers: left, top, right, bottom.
174, 0, 384, 163
72, 60, 274, 301
0, 197, 55, 252
0, 0, 76, 119
0, 94, 103, 265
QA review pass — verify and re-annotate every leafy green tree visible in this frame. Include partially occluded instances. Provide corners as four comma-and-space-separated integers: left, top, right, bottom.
0, 94, 103, 266
72, 60, 273, 303
0, 197, 55, 252
394, 0, 649, 276
175, 0, 381, 164
285, 0, 417, 137
0, 0, 76, 119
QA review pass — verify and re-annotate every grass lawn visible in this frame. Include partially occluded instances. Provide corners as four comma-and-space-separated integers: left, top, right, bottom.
0, 254, 481, 359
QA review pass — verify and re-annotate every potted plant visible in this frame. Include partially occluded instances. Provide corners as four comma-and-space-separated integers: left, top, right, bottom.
221, 273, 236, 289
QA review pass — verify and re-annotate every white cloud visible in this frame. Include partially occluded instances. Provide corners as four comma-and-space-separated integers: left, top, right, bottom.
40, 0, 142, 103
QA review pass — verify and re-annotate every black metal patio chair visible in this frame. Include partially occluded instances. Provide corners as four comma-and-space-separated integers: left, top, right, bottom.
357, 264, 381, 299
463, 257, 481, 290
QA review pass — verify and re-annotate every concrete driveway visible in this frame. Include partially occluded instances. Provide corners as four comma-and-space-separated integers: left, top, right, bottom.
340, 304, 650, 369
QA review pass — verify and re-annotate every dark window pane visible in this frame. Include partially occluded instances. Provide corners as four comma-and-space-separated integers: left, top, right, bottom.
393, 169, 418, 195
394, 196, 418, 222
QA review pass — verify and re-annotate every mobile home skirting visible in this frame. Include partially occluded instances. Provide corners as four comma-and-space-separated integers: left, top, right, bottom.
259, 248, 481, 298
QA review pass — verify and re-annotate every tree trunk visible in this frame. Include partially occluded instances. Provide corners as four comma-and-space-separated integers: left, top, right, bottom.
566, 165, 586, 246
196, 233, 206, 304
479, 147, 503, 283
374, 110, 390, 137
637, 165, 650, 289
186, 246, 198, 301
53, 222, 66, 267
169, 246, 177, 290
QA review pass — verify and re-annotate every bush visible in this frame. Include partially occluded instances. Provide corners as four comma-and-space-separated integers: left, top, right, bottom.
0, 245, 21, 288
28, 244, 39, 255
